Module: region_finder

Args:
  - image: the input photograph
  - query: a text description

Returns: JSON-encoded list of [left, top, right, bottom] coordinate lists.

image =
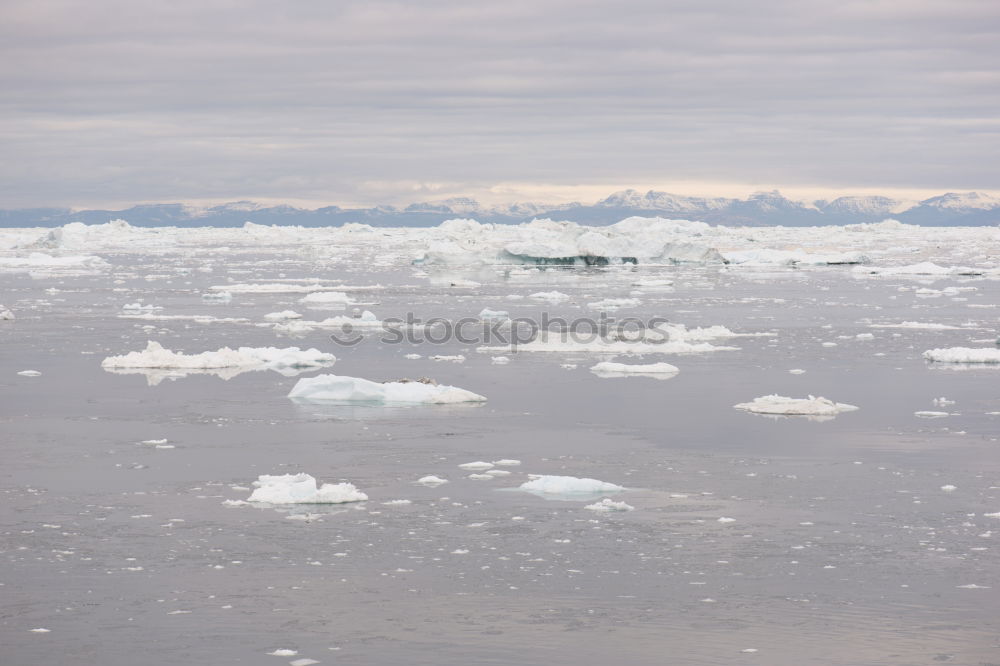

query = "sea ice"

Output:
[[518, 475, 625, 498], [458, 461, 494, 470], [416, 475, 449, 486], [734, 395, 859, 416], [264, 310, 303, 321], [248, 473, 368, 504], [923, 347, 1000, 363], [299, 291, 353, 306], [102, 341, 336, 373], [590, 361, 680, 376], [585, 498, 635, 512], [288, 374, 487, 404]]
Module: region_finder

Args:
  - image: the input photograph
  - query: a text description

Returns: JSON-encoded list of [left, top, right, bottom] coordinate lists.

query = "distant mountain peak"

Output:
[[1, 189, 998, 228]]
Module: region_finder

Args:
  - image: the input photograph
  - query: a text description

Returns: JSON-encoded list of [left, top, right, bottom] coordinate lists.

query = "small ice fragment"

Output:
[[585, 498, 635, 512], [268, 649, 298, 656], [30, 628, 51, 633], [717, 517, 736, 523], [289, 659, 320, 666], [789, 369, 806, 374], [915, 411, 949, 418], [17, 370, 41, 376], [382, 499, 412, 505], [430, 355, 465, 363], [491, 356, 510, 365], [940, 485, 957, 492], [493, 459, 521, 466], [468, 473, 494, 480]]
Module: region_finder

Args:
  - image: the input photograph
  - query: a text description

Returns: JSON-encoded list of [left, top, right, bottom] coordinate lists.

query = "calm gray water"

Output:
[[2, 251, 999, 665]]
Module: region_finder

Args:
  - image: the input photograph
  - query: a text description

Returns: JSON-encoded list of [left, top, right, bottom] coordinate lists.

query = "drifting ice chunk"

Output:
[[0, 306, 13, 320], [484, 331, 735, 355], [529, 291, 570, 302], [493, 459, 521, 466], [0, 252, 109, 269], [734, 394, 859, 416], [288, 374, 487, 404], [870, 321, 963, 330], [590, 361, 679, 376], [854, 262, 984, 277], [248, 473, 367, 504], [518, 475, 625, 499], [17, 370, 41, 376], [201, 291, 232, 302], [587, 297, 640, 309], [478, 308, 509, 320], [102, 341, 336, 372], [458, 461, 494, 471], [299, 291, 353, 306], [417, 475, 449, 486], [585, 498, 635, 512], [263, 310, 303, 321], [923, 347, 1000, 364], [121, 302, 162, 311]]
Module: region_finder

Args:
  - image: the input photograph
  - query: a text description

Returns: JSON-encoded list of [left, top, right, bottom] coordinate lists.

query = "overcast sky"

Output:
[[2, 0, 998, 209]]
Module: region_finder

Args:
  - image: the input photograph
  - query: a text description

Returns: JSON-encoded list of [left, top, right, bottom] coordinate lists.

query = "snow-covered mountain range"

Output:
[[2, 190, 998, 227]]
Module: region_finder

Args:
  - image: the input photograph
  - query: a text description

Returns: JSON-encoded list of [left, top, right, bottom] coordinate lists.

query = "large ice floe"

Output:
[[273, 310, 384, 336], [853, 262, 985, 277], [101, 341, 336, 383], [288, 374, 486, 404], [247, 474, 368, 504], [517, 475, 626, 500], [923, 347, 1000, 364], [481, 327, 739, 355], [590, 361, 680, 378], [0, 252, 109, 271], [734, 395, 860, 417], [415, 217, 727, 266]]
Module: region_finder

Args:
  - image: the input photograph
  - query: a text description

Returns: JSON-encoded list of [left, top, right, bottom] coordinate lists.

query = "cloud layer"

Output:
[[2, 0, 998, 207]]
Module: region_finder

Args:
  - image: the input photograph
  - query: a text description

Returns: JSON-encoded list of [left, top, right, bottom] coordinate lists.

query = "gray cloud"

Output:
[[2, 0, 998, 207]]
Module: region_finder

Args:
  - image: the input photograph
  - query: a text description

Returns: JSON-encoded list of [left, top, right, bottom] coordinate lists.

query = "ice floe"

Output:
[[416, 475, 449, 486], [288, 374, 487, 404], [590, 361, 680, 377], [263, 310, 303, 321], [299, 291, 353, 306], [734, 394, 859, 417], [923, 347, 1000, 363], [585, 498, 635, 512], [517, 475, 625, 499], [247, 473, 368, 504], [102, 341, 336, 375], [854, 262, 985, 277]]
